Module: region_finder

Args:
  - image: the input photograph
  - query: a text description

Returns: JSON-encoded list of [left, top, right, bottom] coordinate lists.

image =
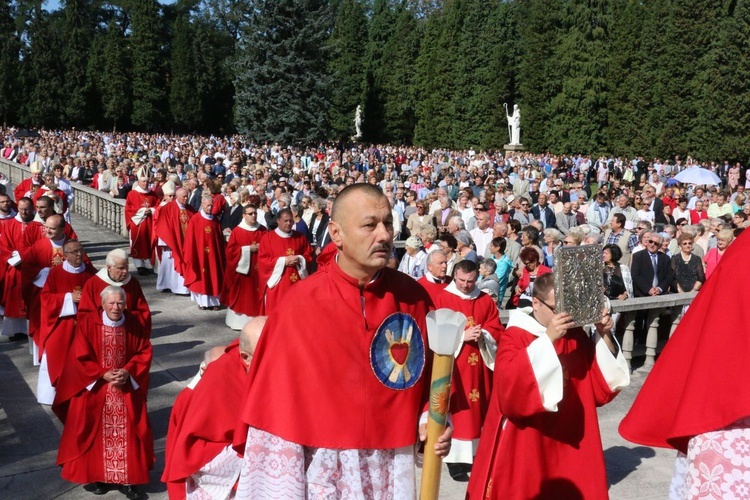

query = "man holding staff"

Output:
[[234, 184, 452, 499]]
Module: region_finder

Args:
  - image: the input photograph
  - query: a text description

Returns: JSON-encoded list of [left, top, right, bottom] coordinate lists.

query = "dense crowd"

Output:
[[2, 126, 747, 499]]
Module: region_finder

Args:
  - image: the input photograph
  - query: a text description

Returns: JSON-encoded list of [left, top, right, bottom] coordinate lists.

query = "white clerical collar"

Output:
[[424, 270, 444, 284], [507, 307, 546, 337], [96, 267, 131, 286], [445, 280, 481, 300], [102, 311, 126, 327], [275, 227, 292, 238], [0, 209, 16, 220], [177, 202, 186, 209], [133, 184, 149, 194], [63, 260, 87, 273], [32, 214, 44, 224], [51, 238, 65, 248], [239, 220, 260, 231], [200, 210, 213, 220]]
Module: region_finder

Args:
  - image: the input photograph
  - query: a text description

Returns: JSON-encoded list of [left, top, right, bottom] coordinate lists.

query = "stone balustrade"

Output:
[[0, 157, 127, 237]]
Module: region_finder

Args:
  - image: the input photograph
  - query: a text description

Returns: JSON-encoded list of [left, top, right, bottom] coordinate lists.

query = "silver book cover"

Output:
[[553, 244, 604, 326]]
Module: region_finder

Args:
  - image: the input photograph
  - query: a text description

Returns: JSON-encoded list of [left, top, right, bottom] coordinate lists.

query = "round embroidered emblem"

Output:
[[370, 313, 425, 390]]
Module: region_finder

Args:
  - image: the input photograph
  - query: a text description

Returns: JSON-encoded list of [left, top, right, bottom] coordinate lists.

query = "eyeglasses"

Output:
[[244, 211, 257, 216], [647, 239, 660, 245], [537, 298, 557, 313], [474, 207, 485, 211], [635, 227, 644, 231], [520, 203, 529, 207]]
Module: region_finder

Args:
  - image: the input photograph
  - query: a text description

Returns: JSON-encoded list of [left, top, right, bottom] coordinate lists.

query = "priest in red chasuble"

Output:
[[467, 273, 630, 500], [14, 160, 44, 201], [154, 187, 195, 295], [234, 184, 451, 499], [23, 195, 78, 248], [221, 205, 267, 329], [53, 286, 154, 500], [257, 208, 312, 315], [163, 317, 266, 499], [183, 194, 226, 310], [125, 167, 159, 275], [78, 248, 151, 333], [22, 215, 74, 364], [434, 259, 504, 481], [0, 197, 34, 339], [417, 249, 451, 302], [37, 239, 96, 405]]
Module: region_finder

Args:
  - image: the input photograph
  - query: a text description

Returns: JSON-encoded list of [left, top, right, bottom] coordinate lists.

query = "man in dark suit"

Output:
[[187, 179, 203, 212], [530, 192, 557, 230], [630, 231, 673, 367], [643, 185, 664, 220]]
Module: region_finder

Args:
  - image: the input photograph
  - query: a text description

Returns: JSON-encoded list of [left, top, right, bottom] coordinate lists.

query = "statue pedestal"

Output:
[[504, 144, 525, 157]]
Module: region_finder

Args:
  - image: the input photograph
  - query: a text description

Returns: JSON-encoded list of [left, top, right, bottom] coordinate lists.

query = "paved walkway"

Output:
[[0, 214, 676, 499]]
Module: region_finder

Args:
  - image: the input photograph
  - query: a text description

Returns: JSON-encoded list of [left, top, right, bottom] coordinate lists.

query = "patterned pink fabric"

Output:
[[670, 417, 750, 499], [236, 427, 417, 500], [101, 324, 129, 484]]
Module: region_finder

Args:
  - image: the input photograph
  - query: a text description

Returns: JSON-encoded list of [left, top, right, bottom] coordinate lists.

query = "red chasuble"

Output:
[[417, 274, 450, 303], [257, 229, 312, 314], [14, 177, 41, 201], [162, 340, 247, 489], [220, 223, 267, 316], [183, 212, 226, 297], [32, 187, 69, 214], [435, 286, 503, 442], [163, 387, 194, 500], [467, 324, 618, 500], [22, 220, 78, 248], [21, 238, 67, 348], [619, 229, 750, 454], [0, 216, 30, 318], [39, 262, 96, 387], [53, 313, 154, 485], [235, 264, 433, 452], [153, 201, 196, 275], [125, 188, 159, 260], [78, 269, 152, 333]]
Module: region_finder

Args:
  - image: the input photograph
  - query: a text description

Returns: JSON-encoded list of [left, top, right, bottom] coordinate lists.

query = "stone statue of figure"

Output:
[[354, 105, 363, 138], [506, 103, 521, 145]]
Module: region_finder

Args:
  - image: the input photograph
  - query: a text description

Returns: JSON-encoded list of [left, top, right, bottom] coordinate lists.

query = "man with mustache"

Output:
[[234, 183, 452, 499]]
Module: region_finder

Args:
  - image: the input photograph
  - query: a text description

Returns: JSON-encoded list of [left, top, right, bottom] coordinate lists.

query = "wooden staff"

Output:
[[420, 309, 467, 500]]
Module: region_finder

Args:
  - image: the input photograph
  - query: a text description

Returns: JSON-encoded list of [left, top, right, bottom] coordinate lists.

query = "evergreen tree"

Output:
[[414, 0, 462, 148], [697, 0, 750, 160], [327, 0, 368, 140], [170, 11, 201, 130], [20, 4, 64, 128], [0, 0, 19, 126], [607, 0, 649, 156], [193, 17, 235, 134], [129, 0, 166, 131], [379, 1, 421, 144], [516, 0, 563, 151], [61, 0, 93, 127], [547, 0, 611, 154], [234, 0, 332, 144], [362, 0, 395, 142], [100, 18, 131, 131]]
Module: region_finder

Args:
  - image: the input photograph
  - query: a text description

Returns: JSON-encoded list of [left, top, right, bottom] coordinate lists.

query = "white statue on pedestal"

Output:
[[505, 103, 521, 145], [354, 105, 363, 139]]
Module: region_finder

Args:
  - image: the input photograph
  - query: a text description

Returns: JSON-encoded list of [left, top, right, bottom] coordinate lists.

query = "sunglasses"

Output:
[[647, 239, 660, 245]]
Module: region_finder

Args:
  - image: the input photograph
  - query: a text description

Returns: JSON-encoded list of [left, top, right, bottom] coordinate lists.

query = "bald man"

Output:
[[163, 317, 267, 499], [234, 184, 451, 499]]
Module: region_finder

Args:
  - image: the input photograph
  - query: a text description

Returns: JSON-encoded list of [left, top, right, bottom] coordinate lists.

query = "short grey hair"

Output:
[[106, 248, 128, 267], [449, 216, 465, 230], [100, 285, 126, 303]]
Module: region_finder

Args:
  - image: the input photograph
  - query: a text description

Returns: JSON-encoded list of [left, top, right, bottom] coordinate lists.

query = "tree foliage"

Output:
[[234, 0, 333, 144]]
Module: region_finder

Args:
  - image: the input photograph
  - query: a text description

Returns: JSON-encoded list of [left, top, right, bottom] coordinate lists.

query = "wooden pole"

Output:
[[420, 352, 456, 500]]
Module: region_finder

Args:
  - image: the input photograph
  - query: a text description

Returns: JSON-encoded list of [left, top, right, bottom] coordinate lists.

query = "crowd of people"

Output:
[[2, 126, 748, 499]]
